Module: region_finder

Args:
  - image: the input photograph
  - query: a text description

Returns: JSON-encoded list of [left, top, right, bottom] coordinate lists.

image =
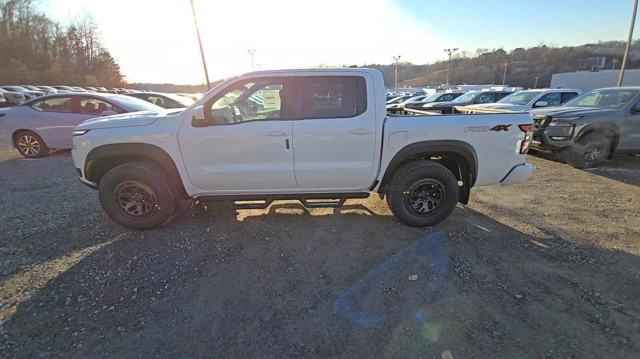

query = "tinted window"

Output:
[[475, 93, 496, 104], [561, 92, 579, 104], [208, 78, 288, 124], [439, 94, 455, 101], [31, 97, 72, 113], [538, 92, 562, 107], [299, 76, 366, 119]]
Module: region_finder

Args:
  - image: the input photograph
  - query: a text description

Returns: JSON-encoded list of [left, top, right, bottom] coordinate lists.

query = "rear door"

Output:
[[291, 74, 377, 191], [28, 96, 80, 148]]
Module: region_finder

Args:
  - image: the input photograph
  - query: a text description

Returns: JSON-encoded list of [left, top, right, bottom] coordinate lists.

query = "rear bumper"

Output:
[[499, 163, 535, 185]]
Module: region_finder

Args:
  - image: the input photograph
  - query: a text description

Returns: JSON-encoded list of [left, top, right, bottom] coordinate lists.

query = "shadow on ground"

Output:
[[1, 202, 639, 359], [530, 150, 640, 187]]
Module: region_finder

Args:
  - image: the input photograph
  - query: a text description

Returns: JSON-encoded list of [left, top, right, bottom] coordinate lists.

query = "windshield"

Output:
[[498, 91, 542, 105], [387, 96, 409, 104], [452, 92, 476, 103], [113, 95, 163, 112], [422, 93, 441, 102], [563, 89, 639, 109]]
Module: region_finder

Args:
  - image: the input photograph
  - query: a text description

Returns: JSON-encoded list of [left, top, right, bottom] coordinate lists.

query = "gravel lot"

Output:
[[0, 145, 639, 358]]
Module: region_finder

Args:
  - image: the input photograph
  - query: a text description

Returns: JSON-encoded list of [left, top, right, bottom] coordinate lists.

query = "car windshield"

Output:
[[422, 93, 441, 102], [387, 96, 408, 104], [563, 89, 639, 109], [113, 95, 163, 112], [451, 92, 476, 103], [498, 91, 542, 105]]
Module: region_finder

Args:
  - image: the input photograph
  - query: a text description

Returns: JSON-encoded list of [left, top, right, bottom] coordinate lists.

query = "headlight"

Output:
[[544, 123, 574, 138], [72, 129, 90, 136]]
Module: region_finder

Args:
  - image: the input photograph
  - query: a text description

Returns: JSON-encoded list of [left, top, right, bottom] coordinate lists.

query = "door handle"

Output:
[[266, 131, 289, 137], [349, 128, 372, 135]]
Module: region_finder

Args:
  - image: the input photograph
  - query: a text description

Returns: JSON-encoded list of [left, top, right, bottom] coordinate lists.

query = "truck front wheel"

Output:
[[98, 162, 177, 230], [386, 161, 459, 227]]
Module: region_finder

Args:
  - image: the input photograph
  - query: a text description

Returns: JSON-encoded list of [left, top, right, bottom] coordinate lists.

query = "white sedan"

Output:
[[0, 93, 162, 158]]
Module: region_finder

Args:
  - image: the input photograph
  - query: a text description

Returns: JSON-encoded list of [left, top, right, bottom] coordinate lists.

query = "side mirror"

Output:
[[100, 110, 117, 116], [192, 105, 210, 127], [534, 101, 548, 108]]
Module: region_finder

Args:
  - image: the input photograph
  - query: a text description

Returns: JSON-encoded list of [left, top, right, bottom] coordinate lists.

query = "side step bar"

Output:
[[197, 193, 370, 210]]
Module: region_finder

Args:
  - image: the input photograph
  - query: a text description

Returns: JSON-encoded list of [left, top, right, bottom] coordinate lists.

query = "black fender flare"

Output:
[[574, 123, 620, 149], [84, 143, 188, 198], [379, 140, 478, 190]]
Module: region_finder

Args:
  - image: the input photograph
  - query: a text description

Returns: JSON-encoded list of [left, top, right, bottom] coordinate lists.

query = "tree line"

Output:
[[0, 0, 124, 86], [367, 41, 640, 89]]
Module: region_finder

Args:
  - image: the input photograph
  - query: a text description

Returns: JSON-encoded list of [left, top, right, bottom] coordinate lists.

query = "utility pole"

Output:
[[393, 55, 401, 93], [618, 0, 638, 86], [248, 49, 256, 71], [189, 0, 210, 89], [534, 76, 539, 89], [502, 62, 509, 85], [444, 48, 459, 87]]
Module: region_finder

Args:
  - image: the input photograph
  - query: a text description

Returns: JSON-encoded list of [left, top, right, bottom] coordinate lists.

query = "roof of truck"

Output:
[[242, 68, 380, 76]]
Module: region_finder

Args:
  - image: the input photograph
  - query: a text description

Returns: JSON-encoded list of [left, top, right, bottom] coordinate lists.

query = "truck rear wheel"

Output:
[[386, 161, 459, 227], [98, 162, 177, 230]]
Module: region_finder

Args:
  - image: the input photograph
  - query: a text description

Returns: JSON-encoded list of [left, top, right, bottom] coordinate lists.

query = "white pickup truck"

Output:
[[71, 68, 534, 230]]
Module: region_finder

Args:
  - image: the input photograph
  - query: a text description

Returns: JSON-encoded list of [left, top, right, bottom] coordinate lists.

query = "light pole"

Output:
[[618, 0, 638, 86], [534, 76, 539, 89], [502, 62, 509, 85], [248, 49, 256, 71], [611, 58, 619, 69], [393, 55, 401, 92], [189, 0, 210, 89], [444, 48, 459, 86]]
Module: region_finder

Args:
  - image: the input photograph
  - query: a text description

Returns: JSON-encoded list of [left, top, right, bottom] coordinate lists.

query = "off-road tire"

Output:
[[98, 161, 177, 230], [386, 160, 459, 227], [566, 133, 611, 169]]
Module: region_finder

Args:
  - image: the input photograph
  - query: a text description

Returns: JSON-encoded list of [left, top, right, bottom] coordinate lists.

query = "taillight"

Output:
[[518, 124, 533, 154]]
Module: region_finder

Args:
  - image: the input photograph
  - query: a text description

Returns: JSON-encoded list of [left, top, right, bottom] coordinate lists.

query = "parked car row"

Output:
[[0, 91, 196, 158], [0, 84, 179, 107]]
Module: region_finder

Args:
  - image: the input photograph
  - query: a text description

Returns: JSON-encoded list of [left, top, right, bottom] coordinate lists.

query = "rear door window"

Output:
[[77, 97, 122, 115], [298, 76, 367, 119], [31, 97, 72, 113]]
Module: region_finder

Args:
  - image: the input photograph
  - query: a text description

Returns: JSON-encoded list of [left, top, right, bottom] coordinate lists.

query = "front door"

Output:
[[178, 77, 297, 193], [620, 98, 640, 150], [291, 75, 377, 191]]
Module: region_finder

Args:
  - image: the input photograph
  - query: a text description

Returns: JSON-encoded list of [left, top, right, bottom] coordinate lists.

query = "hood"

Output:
[[467, 103, 528, 111], [76, 109, 181, 130], [423, 100, 456, 108], [530, 106, 618, 118]]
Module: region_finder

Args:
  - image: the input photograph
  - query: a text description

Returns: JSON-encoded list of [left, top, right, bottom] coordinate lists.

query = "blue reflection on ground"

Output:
[[333, 231, 449, 329]]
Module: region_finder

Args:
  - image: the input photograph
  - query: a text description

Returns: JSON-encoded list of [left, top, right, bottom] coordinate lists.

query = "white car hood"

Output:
[[467, 103, 528, 112], [76, 109, 181, 130]]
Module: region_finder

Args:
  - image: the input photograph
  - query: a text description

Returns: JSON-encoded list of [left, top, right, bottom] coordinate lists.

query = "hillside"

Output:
[[367, 41, 640, 89]]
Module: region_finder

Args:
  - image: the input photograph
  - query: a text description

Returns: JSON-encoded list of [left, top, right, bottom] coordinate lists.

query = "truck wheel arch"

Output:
[[378, 140, 478, 204], [84, 143, 188, 198], [574, 124, 619, 156]]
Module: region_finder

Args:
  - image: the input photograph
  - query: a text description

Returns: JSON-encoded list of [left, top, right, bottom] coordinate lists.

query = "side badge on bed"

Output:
[[490, 124, 512, 132]]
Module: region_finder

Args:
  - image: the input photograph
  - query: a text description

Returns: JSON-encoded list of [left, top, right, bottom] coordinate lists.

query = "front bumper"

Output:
[[499, 163, 535, 185]]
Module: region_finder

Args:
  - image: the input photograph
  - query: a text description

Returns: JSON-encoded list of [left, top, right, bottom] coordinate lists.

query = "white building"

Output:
[[551, 69, 640, 91]]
